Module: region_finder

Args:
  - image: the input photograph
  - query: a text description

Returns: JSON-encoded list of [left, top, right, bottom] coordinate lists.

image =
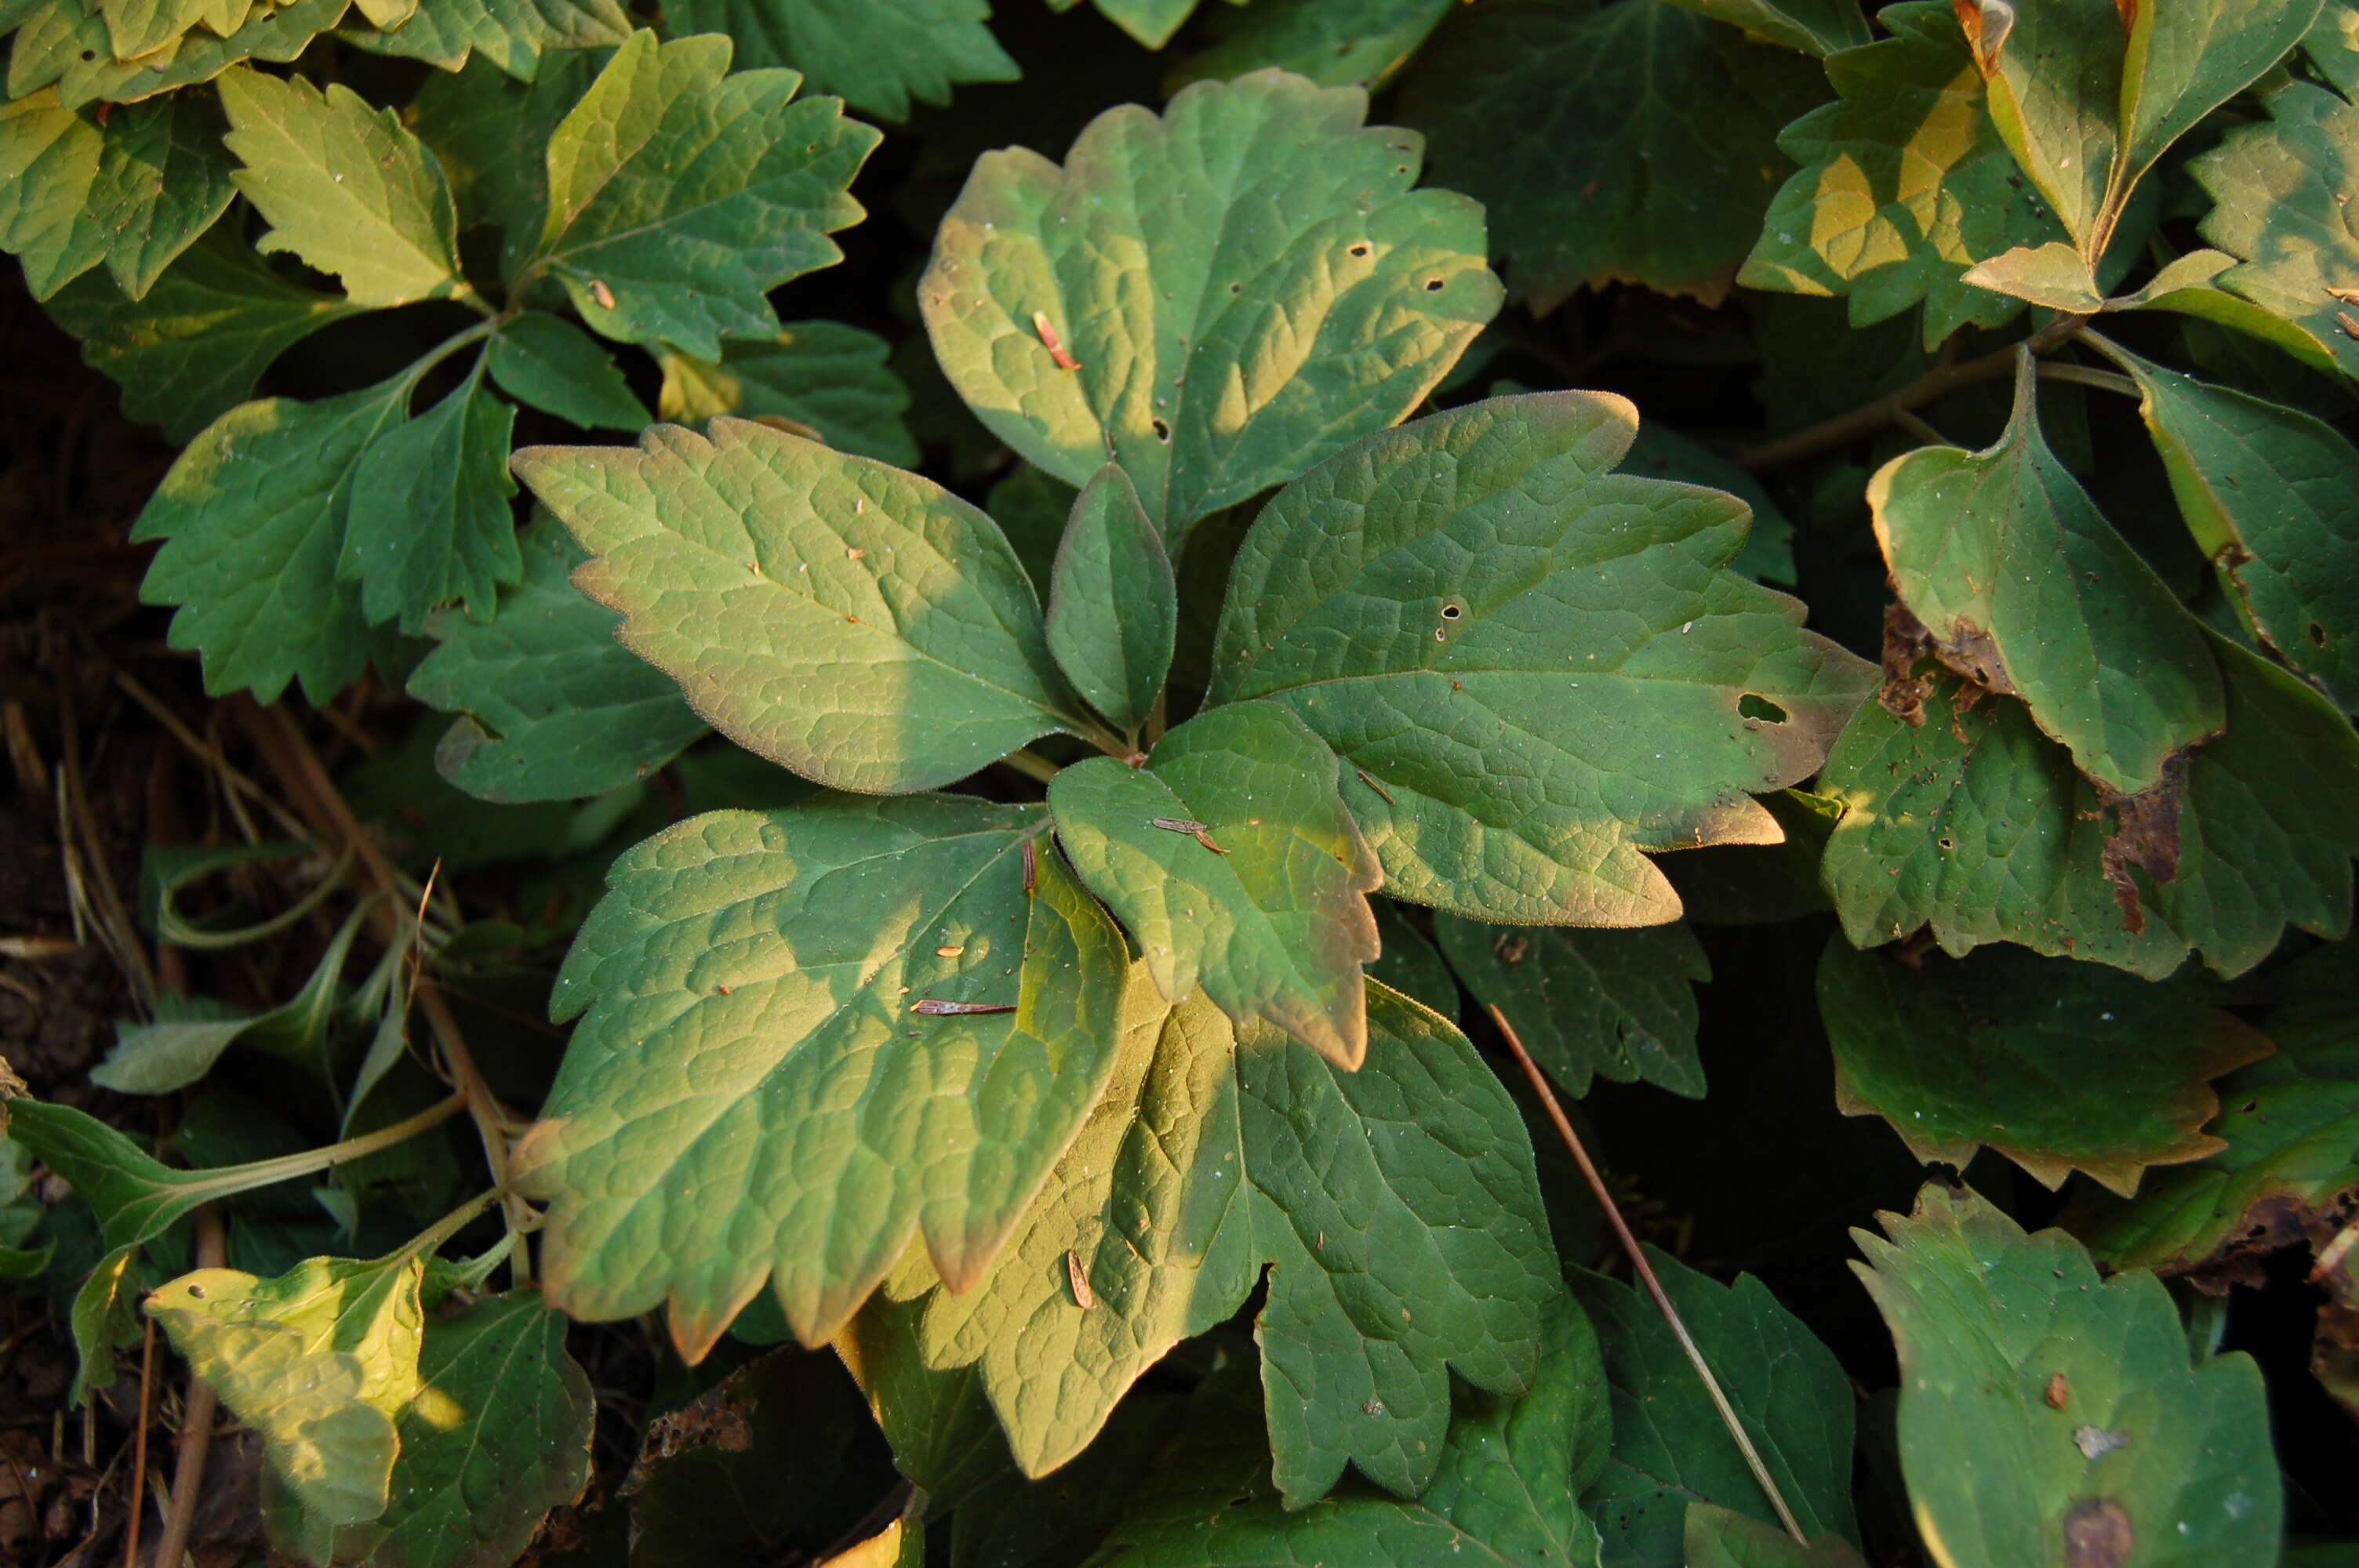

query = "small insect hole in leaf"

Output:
[[1152, 419, 1170, 441], [1441, 602, 1463, 620], [1423, 277, 1443, 291], [1349, 243, 1370, 258], [1737, 693, 1788, 723], [2310, 622, 2329, 646]]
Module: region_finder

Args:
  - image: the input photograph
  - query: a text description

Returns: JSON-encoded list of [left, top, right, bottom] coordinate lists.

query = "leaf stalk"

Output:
[[1487, 1004, 1809, 1547]]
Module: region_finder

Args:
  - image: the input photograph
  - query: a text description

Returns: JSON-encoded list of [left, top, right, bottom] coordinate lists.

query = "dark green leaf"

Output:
[[342, 0, 631, 80], [2099, 339, 2359, 713], [1739, 2, 2068, 347], [2117, 0, 2322, 197], [920, 68, 1499, 542], [1575, 1247, 1857, 1568], [1437, 916, 1710, 1098], [1211, 391, 1875, 927], [1170, 0, 1457, 90], [917, 978, 1561, 1504], [216, 66, 466, 309], [1367, 899, 1456, 1016], [1658, 0, 1870, 55], [346, 1294, 595, 1568], [486, 310, 649, 432], [1818, 641, 2359, 980], [2069, 942, 2359, 1278], [662, 0, 1018, 120], [834, 1292, 1009, 1516], [1046, 465, 1176, 735], [133, 379, 410, 702], [656, 321, 918, 465], [513, 418, 1082, 793], [1685, 1504, 1870, 1568], [1049, 700, 1381, 1066], [1093, 1294, 1606, 1563], [409, 51, 601, 280], [1964, 0, 2118, 252], [515, 797, 1129, 1355], [1870, 356, 2223, 796], [42, 228, 362, 442], [407, 521, 707, 803], [524, 30, 881, 358], [344, 363, 522, 633], [1623, 420, 1797, 585], [1819, 939, 2274, 1195], [1855, 1183, 2281, 1568], [1401, 0, 1828, 306]]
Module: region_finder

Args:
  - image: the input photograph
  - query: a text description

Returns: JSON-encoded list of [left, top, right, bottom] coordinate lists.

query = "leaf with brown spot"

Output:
[[1857, 1184, 2280, 1568]]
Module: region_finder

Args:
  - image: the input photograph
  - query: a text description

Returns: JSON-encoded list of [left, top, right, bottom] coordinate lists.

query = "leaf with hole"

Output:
[[920, 68, 1499, 543], [1212, 390, 1874, 927]]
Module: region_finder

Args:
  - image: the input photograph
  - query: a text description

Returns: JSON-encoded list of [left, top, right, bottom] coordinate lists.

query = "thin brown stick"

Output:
[[1736, 313, 2089, 473], [1487, 1004, 1808, 1545], [150, 1208, 224, 1568], [125, 1318, 154, 1568]]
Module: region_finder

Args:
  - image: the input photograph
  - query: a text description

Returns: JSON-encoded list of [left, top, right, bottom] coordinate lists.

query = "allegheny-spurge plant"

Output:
[[2, 0, 2357, 1564]]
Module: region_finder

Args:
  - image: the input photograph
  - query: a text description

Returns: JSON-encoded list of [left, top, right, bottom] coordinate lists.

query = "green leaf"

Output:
[[409, 51, 601, 281], [95, 902, 368, 1093], [342, 362, 522, 633], [1575, 1248, 1857, 1568], [1685, 1504, 1870, 1568], [2096, 339, 2359, 713], [526, 30, 881, 359], [1045, 465, 1176, 735], [1093, 1293, 1605, 1563], [345, 1294, 595, 1568], [100, 0, 223, 63], [407, 521, 707, 803], [71, 1243, 149, 1403], [2306, 0, 2359, 96], [342, 0, 631, 81], [1961, 0, 2119, 252], [946, 1391, 1185, 1568], [918, 67, 1500, 542], [1819, 940, 2274, 1196], [1854, 1183, 2282, 1568], [2192, 82, 2359, 379], [661, 0, 1018, 120], [1739, 2, 2070, 347], [1960, 239, 2104, 310], [917, 978, 1561, 1504], [12, 0, 390, 110], [1870, 357, 2224, 797], [147, 1251, 423, 1555], [1819, 639, 2359, 981], [0, 90, 236, 303], [514, 797, 1130, 1356], [1048, 701, 1381, 1067], [834, 1292, 1009, 1516], [133, 379, 410, 702], [42, 228, 363, 443], [2108, 248, 2342, 375], [2068, 943, 2359, 1279], [1169, 0, 1457, 91], [486, 310, 649, 432], [1435, 916, 1710, 1098], [216, 67, 465, 310], [3, 1100, 222, 1250], [1210, 391, 1875, 927], [656, 321, 918, 465], [1063, 0, 1201, 50], [1400, 0, 1828, 307], [2117, 0, 2322, 198], [512, 418, 1081, 793], [1657, 0, 1870, 56]]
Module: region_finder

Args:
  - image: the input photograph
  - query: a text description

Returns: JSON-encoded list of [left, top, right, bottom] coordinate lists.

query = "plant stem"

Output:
[[1000, 747, 1061, 785], [1737, 313, 2090, 473], [175, 1093, 469, 1203], [2036, 361, 2138, 397], [151, 1207, 224, 1568], [1487, 1004, 1809, 1547]]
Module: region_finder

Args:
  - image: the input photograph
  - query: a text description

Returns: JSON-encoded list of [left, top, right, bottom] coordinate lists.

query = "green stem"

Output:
[[2037, 360, 2138, 398], [403, 319, 498, 394], [391, 1189, 502, 1265], [1000, 747, 1061, 785], [172, 1092, 467, 1205]]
